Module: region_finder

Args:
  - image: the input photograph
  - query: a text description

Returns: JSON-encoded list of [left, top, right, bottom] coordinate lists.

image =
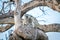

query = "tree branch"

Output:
[[21, 0, 60, 16], [0, 18, 14, 24], [0, 11, 14, 19], [39, 24, 60, 32], [0, 24, 13, 32]]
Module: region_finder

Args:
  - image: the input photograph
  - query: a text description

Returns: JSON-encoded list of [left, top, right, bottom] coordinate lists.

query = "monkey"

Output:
[[9, 14, 48, 40], [22, 14, 41, 29], [23, 14, 32, 24], [22, 14, 45, 32], [22, 14, 48, 40]]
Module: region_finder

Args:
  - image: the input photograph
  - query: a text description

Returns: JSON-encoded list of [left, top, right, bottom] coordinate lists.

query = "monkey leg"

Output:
[[36, 29, 48, 40]]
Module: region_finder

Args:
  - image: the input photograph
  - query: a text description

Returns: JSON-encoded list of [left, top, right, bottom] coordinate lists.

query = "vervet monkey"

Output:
[[22, 14, 45, 31], [22, 14, 39, 28], [9, 14, 48, 40], [23, 14, 32, 24]]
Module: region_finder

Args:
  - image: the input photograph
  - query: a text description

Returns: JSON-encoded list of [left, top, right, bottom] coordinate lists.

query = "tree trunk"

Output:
[[14, 0, 21, 29]]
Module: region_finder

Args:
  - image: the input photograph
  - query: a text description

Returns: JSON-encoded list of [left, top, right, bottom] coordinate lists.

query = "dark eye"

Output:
[[10, 0, 13, 2], [26, 16, 28, 18]]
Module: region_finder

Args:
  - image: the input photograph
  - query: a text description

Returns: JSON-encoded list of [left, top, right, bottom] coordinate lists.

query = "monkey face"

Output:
[[10, 0, 15, 2], [10, 0, 13, 2]]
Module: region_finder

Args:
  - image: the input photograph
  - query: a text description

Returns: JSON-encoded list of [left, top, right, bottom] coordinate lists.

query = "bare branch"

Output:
[[0, 11, 14, 19], [0, 18, 14, 24], [0, 24, 13, 32], [38, 24, 60, 32], [20, 0, 60, 16]]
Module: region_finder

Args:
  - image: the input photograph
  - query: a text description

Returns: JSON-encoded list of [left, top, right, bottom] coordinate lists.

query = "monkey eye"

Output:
[[10, 0, 15, 2], [10, 0, 13, 2]]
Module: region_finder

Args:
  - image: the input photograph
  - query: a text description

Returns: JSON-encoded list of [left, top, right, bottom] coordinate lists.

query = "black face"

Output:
[[10, 0, 15, 4], [10, 0, 14, 2]]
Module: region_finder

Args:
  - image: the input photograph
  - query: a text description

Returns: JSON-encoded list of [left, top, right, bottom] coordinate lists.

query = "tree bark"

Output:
[[0, 24, 13, 32], [0, 18, 14, 24], [14, 0, 21, 29]]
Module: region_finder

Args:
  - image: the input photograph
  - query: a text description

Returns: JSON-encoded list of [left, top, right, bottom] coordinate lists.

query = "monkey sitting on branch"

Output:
[[9, 14, 48, 40]]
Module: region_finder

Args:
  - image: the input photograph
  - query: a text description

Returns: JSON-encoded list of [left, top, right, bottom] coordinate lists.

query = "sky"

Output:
[[26, 6, 60, 25], [0, 0, 60, 40]]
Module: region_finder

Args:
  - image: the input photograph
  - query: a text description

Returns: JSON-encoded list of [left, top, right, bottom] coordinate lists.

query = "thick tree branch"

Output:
[[0, 18, 14, 24], [0, 11, 14, 19], [38, 24, 60, 32], [0, 24, 13, 32], [21, 0, 45, 16], [21, 0, 60, 16]]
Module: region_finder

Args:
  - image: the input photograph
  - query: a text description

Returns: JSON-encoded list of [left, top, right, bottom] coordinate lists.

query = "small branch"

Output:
[[0, 11, 14, 19], [0, 24, 13, 32]]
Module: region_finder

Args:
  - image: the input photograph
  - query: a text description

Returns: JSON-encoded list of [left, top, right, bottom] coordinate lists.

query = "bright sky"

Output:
[[26, 6, 60, 25]]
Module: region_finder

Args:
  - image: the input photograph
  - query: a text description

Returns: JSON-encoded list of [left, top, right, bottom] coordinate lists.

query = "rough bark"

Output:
[[0, 18, 14, 24], [0, 24, 13, 32], [38, 24, 60, 32], [0, 11, 14, 19], [14, 0, 21, 29]]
